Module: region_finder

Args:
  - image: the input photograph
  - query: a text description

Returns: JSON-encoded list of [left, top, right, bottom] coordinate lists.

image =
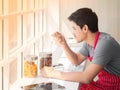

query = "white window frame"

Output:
[[0, 0, 47, 90], [0, 0, 2, 60]]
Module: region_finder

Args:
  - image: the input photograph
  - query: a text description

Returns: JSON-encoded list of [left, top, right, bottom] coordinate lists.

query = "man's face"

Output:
[[71, 21, 86, 42]]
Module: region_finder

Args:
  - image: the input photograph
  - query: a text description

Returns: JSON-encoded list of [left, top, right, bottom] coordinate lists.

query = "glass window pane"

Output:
[[8, 0, 17, 13], [9, 54, 22, 89], [23, 0, 34, 11], [0, 0, 2, 14], [35, 0, 39, 9], [9, 58, 17, 84], [42, 35, 52, 52], [0, 68, 2, 90], [3, 15, 22, 51], [23, 44, 34, 56], [3, 0, 21, 14], [0, 20, 1, 60], [23, 13, 34, 43], [0, 0, 2, 59], [39, 12, 43, 32], [35, 0, 43, 9], [35, 13, 39, 36], [35, 12, 43, 36], [3, 0, 22, 51], [35, 39, 42, 56], [3, 64, 9, 90]]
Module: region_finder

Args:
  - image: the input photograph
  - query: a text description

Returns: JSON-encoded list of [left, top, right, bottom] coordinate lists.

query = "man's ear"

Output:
[[82, 24, 89, 33]]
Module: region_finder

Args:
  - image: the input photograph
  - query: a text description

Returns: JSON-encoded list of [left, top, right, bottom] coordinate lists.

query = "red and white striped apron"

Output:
[[79, 32, 120, 90]]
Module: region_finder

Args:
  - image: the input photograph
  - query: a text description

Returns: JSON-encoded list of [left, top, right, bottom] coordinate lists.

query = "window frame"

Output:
[[0, 0, 47, 90]]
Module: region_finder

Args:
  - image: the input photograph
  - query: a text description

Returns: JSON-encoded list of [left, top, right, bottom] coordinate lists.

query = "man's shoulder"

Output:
[[99, 32, 115, 44], [100, 32, 113, 40]]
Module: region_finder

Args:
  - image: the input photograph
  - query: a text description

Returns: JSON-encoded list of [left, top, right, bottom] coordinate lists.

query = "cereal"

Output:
[[24, 55, 38, 78]]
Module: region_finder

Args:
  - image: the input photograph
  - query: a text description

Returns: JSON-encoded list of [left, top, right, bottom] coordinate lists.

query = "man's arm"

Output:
[[52, 32, 87, 65], [42, 63, 103, 84]]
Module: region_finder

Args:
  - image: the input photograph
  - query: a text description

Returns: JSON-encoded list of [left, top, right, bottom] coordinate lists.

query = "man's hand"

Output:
[[52, 32, 67, 46], [41, 66, 54, 78]]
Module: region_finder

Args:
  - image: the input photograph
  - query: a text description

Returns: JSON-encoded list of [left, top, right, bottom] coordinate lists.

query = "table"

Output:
[[10, 76, 79, 90]]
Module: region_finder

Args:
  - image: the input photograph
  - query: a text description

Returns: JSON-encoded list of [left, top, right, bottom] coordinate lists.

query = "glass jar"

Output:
[[38, 52, 52, 75], [24, 55, 38, 78]]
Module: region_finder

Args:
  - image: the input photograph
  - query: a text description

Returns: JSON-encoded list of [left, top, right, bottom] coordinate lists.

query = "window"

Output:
[[0, 0, 47, 90], [0, 20, 2, 60], [0, 0, 2, 60], [0, 0, 64, 89], [0, 1, 3, 89], [0, 68, 2, 90]]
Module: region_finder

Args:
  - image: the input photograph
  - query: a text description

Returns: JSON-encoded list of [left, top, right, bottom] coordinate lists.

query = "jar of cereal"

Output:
[[24, 55, 38, 78], [38, 52, 52, 75]]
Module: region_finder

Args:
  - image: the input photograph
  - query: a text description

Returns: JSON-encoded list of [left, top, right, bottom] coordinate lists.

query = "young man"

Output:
[[41, 8, 120, 90]]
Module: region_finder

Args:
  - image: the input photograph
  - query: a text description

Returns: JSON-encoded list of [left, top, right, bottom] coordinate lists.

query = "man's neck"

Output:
[[86, 32, 98, 47]]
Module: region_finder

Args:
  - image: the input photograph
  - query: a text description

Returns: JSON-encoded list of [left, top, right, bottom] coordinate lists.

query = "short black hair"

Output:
[[68, 8, 98, 33]]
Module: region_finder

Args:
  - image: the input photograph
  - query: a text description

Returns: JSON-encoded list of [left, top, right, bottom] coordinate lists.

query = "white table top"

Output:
[[10, 76, 79, 90]]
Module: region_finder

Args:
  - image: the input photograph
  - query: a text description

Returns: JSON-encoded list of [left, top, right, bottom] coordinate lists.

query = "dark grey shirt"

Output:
[[79, 32, 120, 76]]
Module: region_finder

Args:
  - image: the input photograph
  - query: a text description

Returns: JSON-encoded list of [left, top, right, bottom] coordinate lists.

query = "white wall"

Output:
[[60, 0, 120, 41]]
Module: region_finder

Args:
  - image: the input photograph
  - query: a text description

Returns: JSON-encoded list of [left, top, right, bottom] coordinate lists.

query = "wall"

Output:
[[60, 0, 120, 41]]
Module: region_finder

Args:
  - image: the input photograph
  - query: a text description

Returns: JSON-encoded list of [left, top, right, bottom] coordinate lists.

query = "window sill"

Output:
[[10, 76, 48, 90], [10, 76, 79, 90]]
